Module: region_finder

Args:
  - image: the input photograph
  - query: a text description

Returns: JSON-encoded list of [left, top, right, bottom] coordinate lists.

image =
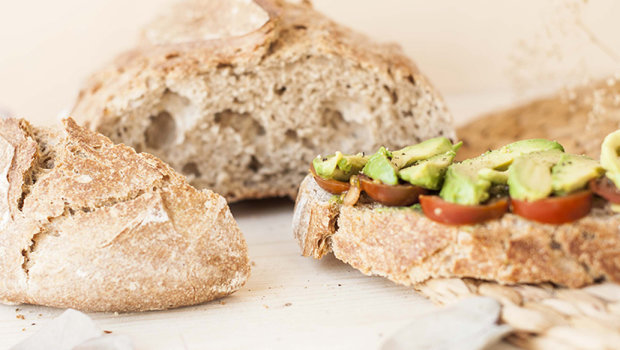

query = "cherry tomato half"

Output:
[[310, 166, 350, 194], [590, 176, 620, 204], [419, 195, 509, 225], [511, 190, 592, 225], [361, 177, 427, 206]]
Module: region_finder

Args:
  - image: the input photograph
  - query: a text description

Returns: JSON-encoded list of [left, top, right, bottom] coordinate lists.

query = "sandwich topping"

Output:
[[311, 131, 620, 226]]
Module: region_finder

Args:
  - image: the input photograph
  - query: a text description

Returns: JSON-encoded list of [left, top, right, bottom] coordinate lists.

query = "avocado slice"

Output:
[[362, 147, 399, 185], [601, 130, 620, 188], [551, 154, 603, 195], [313, 152, 367, 181], [391, 137, 460, 169], [440, 139, 565, 205], [507, 150, 563, 201], [398, 151, 456, 190], [503, 139, 564, 154], [477, 168, 508, 184]]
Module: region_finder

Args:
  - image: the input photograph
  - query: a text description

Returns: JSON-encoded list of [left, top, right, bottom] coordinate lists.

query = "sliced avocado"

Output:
[[313, 152, 366, 181], [503, 139, 564, 154], [398, 150, 456, 190], [313, 153, 341, 179], [477, 168, 508, 184], [391, 137, 460, 169], [440, 140, 565, 205], [362, 147, 399, 185], [600, 130, 620, 188], [551, 154, 603, 195], [439, 158, 494, 205], [337, 153, 367, 175], [507, 150, 563, 201], [508, 158, 553, 201]]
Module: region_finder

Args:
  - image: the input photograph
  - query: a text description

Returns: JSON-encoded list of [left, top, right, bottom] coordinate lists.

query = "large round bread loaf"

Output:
[[0, 118, 249, 312], [72, 0, 454, 202]]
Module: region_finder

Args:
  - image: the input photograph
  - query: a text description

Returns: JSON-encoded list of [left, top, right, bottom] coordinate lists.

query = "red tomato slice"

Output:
[[310, 166, 350, 194], [511, 190, 592, 224], [361, 177, 427, 206], [590, 177, 620, 204], [420, 195, 509, 225]]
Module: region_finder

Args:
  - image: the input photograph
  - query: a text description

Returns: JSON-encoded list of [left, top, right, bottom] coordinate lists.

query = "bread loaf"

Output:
[[0, 118, 249, 312], [72, 0, 454, 202]]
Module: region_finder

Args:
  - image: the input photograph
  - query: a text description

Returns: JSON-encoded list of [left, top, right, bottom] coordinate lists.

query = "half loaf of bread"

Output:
[[0, 118, 249, 312], [293, 175, 620, 288], [72, 0, 454, 202]]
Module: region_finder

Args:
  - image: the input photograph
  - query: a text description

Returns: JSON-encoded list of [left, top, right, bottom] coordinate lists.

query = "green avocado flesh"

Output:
[[551, 154, 603, 195], [312, 152, 366, 181], [440, 139, 565, 205], [313, 132, 611, 206], [398, 151, 456, 190], [601, 130, 620, 188], [362, 147, 399, 185], [391, 137, 459, 169], [507, 150, 563, 201], [508, 151, 603, 201], [363, 138, 461, 187]]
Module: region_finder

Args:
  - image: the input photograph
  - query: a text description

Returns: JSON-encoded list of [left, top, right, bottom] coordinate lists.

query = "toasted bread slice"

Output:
[[0, 118, 249, 312], [71, 0, 453, 202], [293, 175, 620, 288]]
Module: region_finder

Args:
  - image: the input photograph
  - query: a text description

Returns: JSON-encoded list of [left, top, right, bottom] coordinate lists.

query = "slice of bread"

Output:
[[293, 175, 620, 288], [458, 78, 620, 160], [0, 118, 250, 312], [71, 0, 454, 202]]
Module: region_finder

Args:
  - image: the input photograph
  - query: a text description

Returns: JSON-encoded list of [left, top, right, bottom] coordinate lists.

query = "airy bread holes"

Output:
[[383, 85, 398, 104], [214, 109, 266, 136], [248, 155, 261, 172], [145, 111, 177, 149], [182, 162, 201, 178], [285, 129, 297, 140], [321, 107, 371, 152], [274, 85, 287, 95]]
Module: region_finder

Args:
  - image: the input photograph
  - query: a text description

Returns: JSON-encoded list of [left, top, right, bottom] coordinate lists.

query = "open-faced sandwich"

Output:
[[293, 131, 620, 288]]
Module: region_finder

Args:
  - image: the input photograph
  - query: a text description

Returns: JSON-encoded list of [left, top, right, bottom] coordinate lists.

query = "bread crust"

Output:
[[293, 175, 620, 288], [0, 118, 250, 312], [72, 0, 453, 202]]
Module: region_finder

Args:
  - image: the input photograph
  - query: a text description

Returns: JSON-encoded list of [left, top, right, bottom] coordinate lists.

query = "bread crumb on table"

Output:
[[16, 314, 25, 320]]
